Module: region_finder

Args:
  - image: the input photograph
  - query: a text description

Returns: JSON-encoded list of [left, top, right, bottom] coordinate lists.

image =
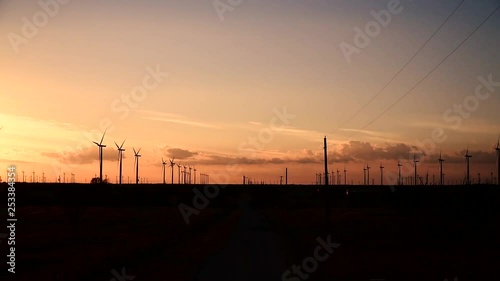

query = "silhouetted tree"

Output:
[[90, 177, 108, 184]]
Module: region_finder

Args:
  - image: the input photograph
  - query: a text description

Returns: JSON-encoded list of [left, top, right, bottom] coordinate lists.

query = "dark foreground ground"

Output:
[[0, 183, 499, 281]]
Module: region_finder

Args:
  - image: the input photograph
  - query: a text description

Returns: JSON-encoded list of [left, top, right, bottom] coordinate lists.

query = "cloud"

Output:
[[137, 109, 220, 129], [41, 146, 119, 164], [433, 149, 496, 164], [165, 148, 198, 160]]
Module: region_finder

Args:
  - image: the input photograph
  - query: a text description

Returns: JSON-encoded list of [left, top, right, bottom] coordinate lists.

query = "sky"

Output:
[[1, 0, 499, 184]]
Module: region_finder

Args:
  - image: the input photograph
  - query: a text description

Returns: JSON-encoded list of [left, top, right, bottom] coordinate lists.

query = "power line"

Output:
[[329, 0, 466, 134], [344, 4, 500, 140]]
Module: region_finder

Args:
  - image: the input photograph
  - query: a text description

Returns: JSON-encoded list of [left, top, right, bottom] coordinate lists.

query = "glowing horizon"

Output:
[[1, 0, 499, 184]]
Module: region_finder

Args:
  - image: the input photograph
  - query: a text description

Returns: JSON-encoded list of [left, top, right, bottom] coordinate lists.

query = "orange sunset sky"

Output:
[[1, 0, 499, 184]]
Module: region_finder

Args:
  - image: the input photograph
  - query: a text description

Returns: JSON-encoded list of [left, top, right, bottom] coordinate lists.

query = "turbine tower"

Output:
[[380, 163, 384, 186], [363, 165, 367, 185], [133, 148, 141, 184], [93, 129, 107, 183], [169, 158, 175, 184], [183, 165, 187, 184], [496, 138, 500, 185], [438, 152, 445, 186], [413, 154, 419, 186], [397, 161, 402, 185], [465, 148, 472, 185], [344, 167, 347, 185], [366, 164, 370, 186], [176, 162, 182, 184], [115, 140, 125, 185], [193, 167, 197, 184], [189, 166, 193, 184], [162, 158, 168, 184]]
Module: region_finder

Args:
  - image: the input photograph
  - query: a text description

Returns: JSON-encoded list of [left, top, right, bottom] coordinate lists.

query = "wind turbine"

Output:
[[366, 164, 370, 186], [115, 140, 125, 185], [93, 129, 107, 183], [496, 138, 499, 185], [363, 165, 367, 185], [344, 167, 347, 185], [177, 162, 182, 184], [193, 167, 197, 184], [413, 154, 419, 186], [133, 148, 141, 184], [189, 166, 193, 184], [464, 148, 472, 185], [183, 165, 187, 184], [397, 161, 402, 185], [438, 151, 445, 186], [161, 158, 168, 184], [169, 158, 175, 184], [380, 163, 384, 186]]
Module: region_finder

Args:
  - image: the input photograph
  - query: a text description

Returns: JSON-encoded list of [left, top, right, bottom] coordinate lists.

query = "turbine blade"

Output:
[[100, 129, 107, 145], [121, 139, 126, 149], [93, 141, 100, 146], [115, 141, 119, 149]]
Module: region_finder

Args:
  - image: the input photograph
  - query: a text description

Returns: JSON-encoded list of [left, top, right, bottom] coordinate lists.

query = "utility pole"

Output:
[[285, 168, 288, 185], [323, 137, 329, 186], [380, 163, 384, 186]]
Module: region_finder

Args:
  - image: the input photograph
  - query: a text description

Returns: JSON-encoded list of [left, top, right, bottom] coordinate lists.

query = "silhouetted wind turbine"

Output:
[[133, 148, 141, 184], [363, 165, 367, 185], [438, 151, 445, 186], [366, 164, 370, 186], [397, 161, 402, 185], [93, 129, 107, 183], [115, 140, 125, 185], [193, 167, 197, 184], [189, 166, 193, 184], [161, 158, 168, 184], [183, 165, 187, 184], [176, 162, 182, 184], [465, 148, 472, 185], [169, 158, 175, 184], [344, 166, 347, 185], [413, 154, 419, 186]]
